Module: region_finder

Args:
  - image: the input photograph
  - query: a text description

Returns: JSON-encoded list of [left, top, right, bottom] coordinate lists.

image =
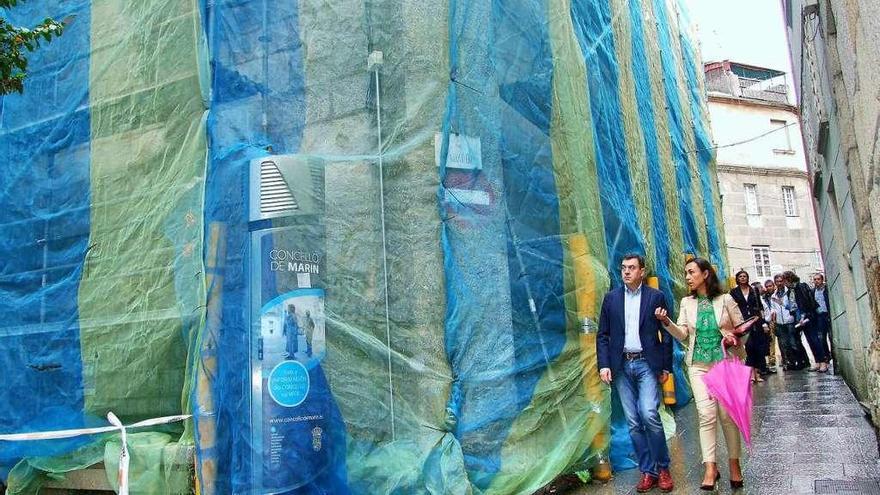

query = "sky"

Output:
[[682, 0, 794, 76]]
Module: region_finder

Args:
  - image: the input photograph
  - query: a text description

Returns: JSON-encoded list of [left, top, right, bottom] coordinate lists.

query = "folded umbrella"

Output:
[[701, 349, 753, 449]]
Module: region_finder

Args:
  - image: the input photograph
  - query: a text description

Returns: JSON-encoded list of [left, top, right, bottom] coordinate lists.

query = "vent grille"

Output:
[[309, 164, 324, 206], [814, 479, 880, 494], [260, 161, 298, 215]]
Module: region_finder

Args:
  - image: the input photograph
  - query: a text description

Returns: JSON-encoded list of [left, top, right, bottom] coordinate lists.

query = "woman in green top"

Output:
[[693, 294, 726, 364], [656, 258, 745, 491]]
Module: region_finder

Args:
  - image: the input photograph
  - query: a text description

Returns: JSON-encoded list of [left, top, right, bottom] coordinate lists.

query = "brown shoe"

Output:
[[636, 473, 658, 493], [658, 469, 674, 492]]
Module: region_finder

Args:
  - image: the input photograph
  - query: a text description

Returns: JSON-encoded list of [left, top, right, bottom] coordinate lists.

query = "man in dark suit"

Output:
[[811, 273, 832, 372], [597, 254, 674, 493], [785, 271, 817, 370]]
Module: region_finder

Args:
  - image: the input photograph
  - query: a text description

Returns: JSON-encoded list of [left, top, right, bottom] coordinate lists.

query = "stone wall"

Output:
[[785, 0, 880, 416]]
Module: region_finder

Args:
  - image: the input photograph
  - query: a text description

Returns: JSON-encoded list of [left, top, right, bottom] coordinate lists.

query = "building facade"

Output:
[[705, 61, 822, 284], [783, 0, 880, 415]]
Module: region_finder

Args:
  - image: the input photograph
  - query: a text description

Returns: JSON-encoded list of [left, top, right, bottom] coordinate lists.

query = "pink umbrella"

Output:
[[701, 350, 754, 448]]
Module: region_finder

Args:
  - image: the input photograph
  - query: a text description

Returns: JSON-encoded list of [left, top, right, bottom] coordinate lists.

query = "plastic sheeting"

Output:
[[0, 0, 727, 493], [1, 0, 206, 491]]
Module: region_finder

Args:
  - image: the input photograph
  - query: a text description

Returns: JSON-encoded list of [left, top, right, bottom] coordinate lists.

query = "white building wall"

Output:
[[708, 96, 822, 284], [718, 168, 821, 282], [707, 96, 807, 170]]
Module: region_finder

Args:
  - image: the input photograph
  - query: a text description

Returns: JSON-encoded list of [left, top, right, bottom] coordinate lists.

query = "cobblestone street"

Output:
[[574, 368, 880, 494]]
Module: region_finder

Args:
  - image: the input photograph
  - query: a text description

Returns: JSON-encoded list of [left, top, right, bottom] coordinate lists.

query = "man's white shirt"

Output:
[[623, 284, 643, 352]]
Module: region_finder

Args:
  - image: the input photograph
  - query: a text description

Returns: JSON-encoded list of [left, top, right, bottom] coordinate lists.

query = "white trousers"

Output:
[[689, 363, 742, 463]]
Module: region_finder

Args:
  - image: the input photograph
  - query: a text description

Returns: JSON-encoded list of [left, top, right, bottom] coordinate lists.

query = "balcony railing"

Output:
[[706, 71, 789, 104], [737, 77, 789, 103]]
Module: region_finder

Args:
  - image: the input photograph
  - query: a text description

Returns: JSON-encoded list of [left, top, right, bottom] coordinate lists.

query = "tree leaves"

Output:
[[0, 2, 64, 94]]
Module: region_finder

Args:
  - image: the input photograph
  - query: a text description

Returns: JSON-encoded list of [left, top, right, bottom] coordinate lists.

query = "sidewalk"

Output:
[[572, 367, 880, 494]]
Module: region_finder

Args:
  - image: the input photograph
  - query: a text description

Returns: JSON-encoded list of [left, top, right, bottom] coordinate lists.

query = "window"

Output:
[[744, 184, 759, 215], [771, 119, 792, 152], [753, 246, 772, 278], [782, 186, 798, 216]]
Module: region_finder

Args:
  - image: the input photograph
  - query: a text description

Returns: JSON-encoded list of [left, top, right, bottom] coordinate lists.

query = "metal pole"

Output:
[[39, 219, 48, 324], [373, 57, 396, 442]]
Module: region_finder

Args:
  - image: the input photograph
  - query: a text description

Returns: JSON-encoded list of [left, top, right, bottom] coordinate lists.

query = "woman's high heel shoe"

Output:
[[730, 459, 744, 489], [700, 472, 720, 491]]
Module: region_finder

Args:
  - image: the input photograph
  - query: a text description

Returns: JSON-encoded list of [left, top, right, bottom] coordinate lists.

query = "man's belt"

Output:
[[623, 351, 644, 361]]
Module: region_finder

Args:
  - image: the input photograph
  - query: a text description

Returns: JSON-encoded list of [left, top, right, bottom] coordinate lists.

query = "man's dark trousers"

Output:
[[776, 323, 798, 368], [793, 282, 816, 366], [597, 285, 672, 477], [813, 312, 832, 362], [793, 322, 812, 367], [804, 317, 827, 364]]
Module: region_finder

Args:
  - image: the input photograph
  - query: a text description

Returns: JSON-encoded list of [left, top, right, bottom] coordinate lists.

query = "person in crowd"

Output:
[[751, 281, 764, 297], [283, 304, 299, 358], [811, 273, 832, 372], [785, 271, 815, 369], [770, 274, 804, 370], [655, 258, 745, 491], [597, 254, 674, 493], [729, 270, 769, 382], [761, 279, 778, 373], [751, 280, 775, 375], [304, 310, 315, 357]]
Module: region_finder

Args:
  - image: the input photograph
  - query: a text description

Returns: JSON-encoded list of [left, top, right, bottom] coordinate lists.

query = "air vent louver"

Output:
[[260, 160, 298, 215]]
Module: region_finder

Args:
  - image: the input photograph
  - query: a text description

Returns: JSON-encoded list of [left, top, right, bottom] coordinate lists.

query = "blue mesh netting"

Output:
[[677, 12, 726, 278], [0, 0, 91, 472], [653, 0, 700, 258]]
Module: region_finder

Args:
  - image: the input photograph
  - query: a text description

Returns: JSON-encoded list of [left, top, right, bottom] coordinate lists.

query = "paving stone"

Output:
[[750, 478, 794, 495], [837, 428, 880, 450], [792, 474, 816, 493], [843, 462, 880, 477], [799, 415, 867, 427], [794, 451, 878, 463]]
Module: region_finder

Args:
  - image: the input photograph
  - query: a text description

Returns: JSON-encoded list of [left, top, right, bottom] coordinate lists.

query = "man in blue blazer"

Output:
[[596, 254, 674, 493]]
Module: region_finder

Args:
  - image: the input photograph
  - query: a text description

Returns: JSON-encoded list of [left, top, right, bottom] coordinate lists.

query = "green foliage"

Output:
[[0, 0, 64, 95]]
